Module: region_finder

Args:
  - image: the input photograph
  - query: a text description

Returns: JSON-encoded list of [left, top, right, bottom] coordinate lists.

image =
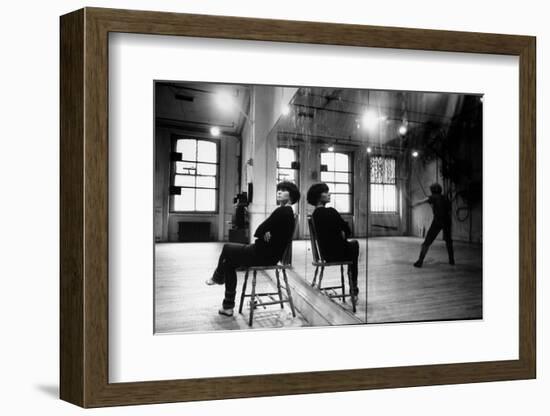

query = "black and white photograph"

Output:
[[154, 81, 483, 333]]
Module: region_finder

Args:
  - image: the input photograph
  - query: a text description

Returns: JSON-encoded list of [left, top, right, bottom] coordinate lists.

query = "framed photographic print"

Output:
[[60, 7, 536, 408]]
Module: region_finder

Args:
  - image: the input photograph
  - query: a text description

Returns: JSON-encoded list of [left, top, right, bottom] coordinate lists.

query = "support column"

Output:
[[244, 86, 297, 242]]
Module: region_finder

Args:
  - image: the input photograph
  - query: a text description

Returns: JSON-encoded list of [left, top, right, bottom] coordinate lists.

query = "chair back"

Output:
[[307, 216, 323, 263], [280, 214, 298, 266]]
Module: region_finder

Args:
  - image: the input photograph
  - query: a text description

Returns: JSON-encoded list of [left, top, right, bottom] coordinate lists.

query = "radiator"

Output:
[[177, 222, 211, 242]]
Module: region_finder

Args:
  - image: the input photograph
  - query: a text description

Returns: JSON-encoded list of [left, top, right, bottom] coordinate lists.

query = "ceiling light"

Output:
[[210, 126, 221, 137], [362, 110, 380, 129], [327, 145, 335, 152], [366, 147, 372, 153], [399, 125, 408, 135], [412, 150, 419, 158], [216, 91, 234, 109]]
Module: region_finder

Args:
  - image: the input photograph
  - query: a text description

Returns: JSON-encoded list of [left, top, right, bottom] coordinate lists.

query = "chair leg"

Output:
[[282, 269, 296, 317], [249, 270, 257, 326], [318, 266, 325, 289], [340, 264, 346, 303], [311, 266, 319, 287], [275, 269, 284, 309], [348, 266, 356, 313], [238, 269, 249, 314]]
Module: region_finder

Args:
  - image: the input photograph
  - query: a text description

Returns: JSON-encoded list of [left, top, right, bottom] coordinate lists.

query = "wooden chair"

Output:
[[237, 236, 297, 327], [308, 216, 357, 313]]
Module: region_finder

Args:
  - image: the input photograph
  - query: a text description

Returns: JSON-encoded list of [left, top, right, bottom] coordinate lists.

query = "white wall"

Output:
[[0, 1, 546, 415]]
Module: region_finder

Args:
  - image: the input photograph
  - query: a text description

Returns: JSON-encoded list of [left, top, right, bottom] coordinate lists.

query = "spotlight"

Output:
[[281, 105, 290, 116], [327, 145, 335, 152], [398, 125, 408, 136], [362, 110, 380, 129], [412, 150, 419, 158], [210, 126, 221, 137], [366, 147, 372, 153], [215, 91, 234, 109]]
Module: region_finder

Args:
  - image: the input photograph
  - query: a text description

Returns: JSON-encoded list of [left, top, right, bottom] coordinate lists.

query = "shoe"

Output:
[[413, 260, 423, 268], [218, 308, 234, 317], [205, 271, 224, 285]]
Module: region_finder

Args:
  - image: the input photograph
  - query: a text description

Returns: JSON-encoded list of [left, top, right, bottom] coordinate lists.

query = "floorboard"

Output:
[[154, 237, 482, 333]]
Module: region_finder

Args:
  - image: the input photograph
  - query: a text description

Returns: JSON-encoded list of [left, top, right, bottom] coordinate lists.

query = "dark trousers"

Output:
[[419, 220, 454, 263], [212, 243, 274, 309], [325, 240, 360, 294]]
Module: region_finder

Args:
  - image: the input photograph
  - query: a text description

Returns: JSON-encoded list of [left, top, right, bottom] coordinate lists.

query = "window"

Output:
[[370, 156, 397, 212], [171, 137, 219, 212], [277, 147, 299, 184], [320, 152, 352, 213]]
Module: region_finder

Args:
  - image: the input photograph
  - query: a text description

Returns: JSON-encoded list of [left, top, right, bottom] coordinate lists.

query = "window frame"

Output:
[[369, 155, 398, 214], [276, 145, 300, 185], [319, 150, 354, 214], [169, 135, 220, 214]]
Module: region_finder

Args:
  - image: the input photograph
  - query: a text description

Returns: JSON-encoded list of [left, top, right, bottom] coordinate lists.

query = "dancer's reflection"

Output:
[[306, 183, 359, 298], [206, 181, 300, 316], [411, 182, 455, 267]]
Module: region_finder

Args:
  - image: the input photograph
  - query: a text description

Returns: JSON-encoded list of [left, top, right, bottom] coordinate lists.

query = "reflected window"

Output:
[[370, 156, 397, 212], [277, 147, 299, 184], [320, 152, 352, 213], [171, 137, 219, 212]]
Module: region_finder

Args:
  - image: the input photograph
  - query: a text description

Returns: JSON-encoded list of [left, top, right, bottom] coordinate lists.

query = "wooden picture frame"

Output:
[[60, 7, 536, 408]]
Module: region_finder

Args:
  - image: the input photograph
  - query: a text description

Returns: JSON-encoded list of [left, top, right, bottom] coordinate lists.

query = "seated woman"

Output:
[[206, 181, 300, 316], [306, 183, 359, 297]]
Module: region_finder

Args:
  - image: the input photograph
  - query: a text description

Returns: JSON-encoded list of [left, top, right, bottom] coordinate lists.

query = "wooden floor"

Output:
[[154, 242, 309, 333], [155, 237, 482, 333], [364, 237, 482, 323]]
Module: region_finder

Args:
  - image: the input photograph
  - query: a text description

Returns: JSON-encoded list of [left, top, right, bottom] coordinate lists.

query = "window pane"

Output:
[[177, 139, 196, 161], [335, 172, 349, 183], [320, 171, 334, 182], [196, 176, 216, 188], [277, 148, 295, 168], [335, 183, 350, 193], [370, 184, 383, 211], [175, 161, 196, 174], [174, 175, 195, 187], [334, 194, 350, 213], [370, 157, 383, 183], [196, 189, 216, 211], [197, 141, 217, 163], [385, 159, 396, 183], [278, 168, 295, 183], [197, 163, 217, 175], [370, 183, 396, 212], [173, 188, 195, 211], [327, 183, 336, 193], [320, 153, 334, 171], [334, 153, 349, 171], [370, 156, 395, 184], [383, 184, 397, 211]]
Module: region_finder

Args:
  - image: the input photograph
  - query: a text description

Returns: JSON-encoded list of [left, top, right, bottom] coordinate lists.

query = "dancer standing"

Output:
[[411, 183, 455, 267]]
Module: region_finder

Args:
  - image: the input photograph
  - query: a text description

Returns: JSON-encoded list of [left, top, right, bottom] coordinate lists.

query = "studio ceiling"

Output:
[[156, 82, 478, 146]]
